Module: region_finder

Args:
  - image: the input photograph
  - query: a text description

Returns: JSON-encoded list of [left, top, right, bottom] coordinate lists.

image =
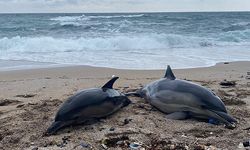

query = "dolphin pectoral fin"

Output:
[[164, 65, 176, 80], [165, 112, 188, 120], [102, 77, 119, 89]]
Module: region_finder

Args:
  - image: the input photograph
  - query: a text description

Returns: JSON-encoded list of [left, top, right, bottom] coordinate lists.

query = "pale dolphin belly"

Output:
[[148, 90, 214, 120]]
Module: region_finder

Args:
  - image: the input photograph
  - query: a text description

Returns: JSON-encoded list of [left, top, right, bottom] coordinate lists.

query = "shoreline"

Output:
[[0, 61, 250, 149], [1, 61, 249, 81], [0, 58, 248, 72]]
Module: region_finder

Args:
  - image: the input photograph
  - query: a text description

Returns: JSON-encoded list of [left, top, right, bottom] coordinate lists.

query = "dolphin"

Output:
[[132, 66, 237, 128], [46, 77, 131, 135]]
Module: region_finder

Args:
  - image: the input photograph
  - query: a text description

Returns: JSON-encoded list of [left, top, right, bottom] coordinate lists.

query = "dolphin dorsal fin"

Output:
[[102, 77, 119, 89], [164, 65, 176, 80]]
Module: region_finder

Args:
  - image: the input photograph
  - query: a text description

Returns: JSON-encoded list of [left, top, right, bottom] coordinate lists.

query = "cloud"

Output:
[[0, 0, 250, 13]]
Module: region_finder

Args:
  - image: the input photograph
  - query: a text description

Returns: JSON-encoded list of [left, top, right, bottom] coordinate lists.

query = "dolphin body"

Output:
[[46, 77, 131, 135], [137, 66, 236, 128]]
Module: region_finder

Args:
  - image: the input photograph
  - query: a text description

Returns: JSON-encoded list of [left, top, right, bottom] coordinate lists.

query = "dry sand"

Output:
[[0, 61, 250, 150]]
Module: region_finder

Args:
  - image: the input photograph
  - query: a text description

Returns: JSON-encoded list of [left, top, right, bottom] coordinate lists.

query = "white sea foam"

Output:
[[0, 34, 250, 69], [88, 14, 145, 19], [0, 34, 217, 53], [50, 14, 145, 22], [50, 14, 144, 27], [50, 15, 89, 22]]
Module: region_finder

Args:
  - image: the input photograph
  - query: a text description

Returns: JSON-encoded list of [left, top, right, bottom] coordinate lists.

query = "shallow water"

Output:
[[0, 12, 250, 69]]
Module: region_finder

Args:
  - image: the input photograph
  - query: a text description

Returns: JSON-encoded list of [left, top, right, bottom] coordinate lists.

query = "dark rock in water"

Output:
[[219, 80, 236, 86], [224, 62, 229, 64]]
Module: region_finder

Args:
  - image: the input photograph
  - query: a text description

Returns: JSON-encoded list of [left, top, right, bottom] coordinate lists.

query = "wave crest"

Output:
[[2, 32, 250, 54], [1, 33, 250, 69], [0, 34, 211, 53], [50, 14, 145, 22]]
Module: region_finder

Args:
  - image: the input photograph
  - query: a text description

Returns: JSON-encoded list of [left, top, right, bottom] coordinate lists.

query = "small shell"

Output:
[[129, 142, 141, 149]]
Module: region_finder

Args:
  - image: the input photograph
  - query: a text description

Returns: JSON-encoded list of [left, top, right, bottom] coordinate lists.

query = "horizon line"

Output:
[[0, 10, 250, 14]]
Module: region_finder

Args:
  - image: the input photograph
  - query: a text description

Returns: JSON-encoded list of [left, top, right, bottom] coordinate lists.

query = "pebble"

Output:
[[124, 118, 132, 125], [62, 136, 70, 142], [238, 142, 244, 149], [80, 141, 89, 148], [101, 143, 108, 149], [31, 147, 38, 150], [116, 141, 123, 145], [181, 134, 187, 138], [109, 127, 115, 131], [129, 142, 141, 149]]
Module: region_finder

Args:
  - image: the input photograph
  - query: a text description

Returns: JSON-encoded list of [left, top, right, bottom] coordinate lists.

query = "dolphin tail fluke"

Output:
[[45, 121, 65, 136]]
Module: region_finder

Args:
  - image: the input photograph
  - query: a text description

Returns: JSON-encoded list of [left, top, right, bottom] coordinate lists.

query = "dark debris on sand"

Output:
[[0, 99, 22, 106], [219, 80, 236, 87]]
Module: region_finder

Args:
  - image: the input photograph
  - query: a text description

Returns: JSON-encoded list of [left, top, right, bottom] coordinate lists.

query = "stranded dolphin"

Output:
[[46, 77, 131, 135], [133, 66, 237, 128]]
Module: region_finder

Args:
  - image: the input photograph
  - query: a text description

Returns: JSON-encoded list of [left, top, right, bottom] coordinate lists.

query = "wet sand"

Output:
[[0, 61, 250, 150]]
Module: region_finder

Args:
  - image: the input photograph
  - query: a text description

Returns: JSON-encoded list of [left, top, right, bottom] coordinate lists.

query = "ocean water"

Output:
[[0, 12, 250, 69]]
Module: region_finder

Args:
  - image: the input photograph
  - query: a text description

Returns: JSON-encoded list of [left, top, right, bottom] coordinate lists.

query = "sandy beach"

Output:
[[0, 61, 250, 150]]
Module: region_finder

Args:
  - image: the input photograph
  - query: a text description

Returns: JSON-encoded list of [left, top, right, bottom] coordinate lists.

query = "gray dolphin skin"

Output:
[[138, 66, 237, 128], [46, 77, 131, 135]]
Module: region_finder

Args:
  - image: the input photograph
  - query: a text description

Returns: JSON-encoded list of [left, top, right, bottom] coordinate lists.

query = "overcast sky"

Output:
[[0, 0, 250, 13]]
